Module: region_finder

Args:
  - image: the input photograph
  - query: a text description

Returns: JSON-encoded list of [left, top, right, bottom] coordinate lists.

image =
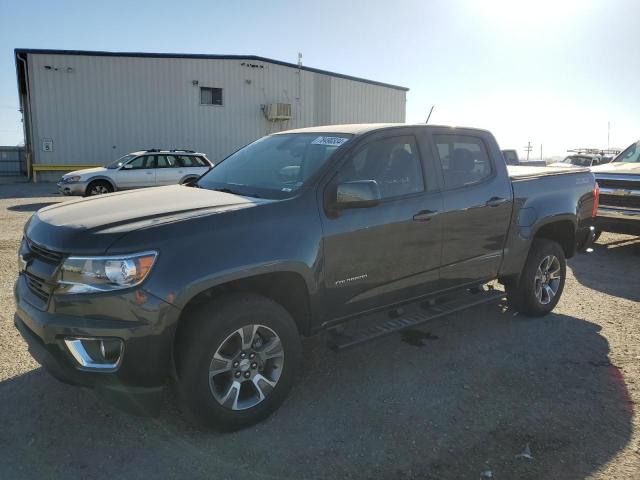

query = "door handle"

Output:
[[146, 172, 153, 175], [486, 197, 507, 207], [413, 209, 438, 222]]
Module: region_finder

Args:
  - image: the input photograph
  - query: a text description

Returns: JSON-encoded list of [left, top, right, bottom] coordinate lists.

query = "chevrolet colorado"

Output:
[[14, 124, 598, 431]]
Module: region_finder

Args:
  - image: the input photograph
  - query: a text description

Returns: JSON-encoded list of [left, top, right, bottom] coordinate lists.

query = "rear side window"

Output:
[[156, 155, 177, 168], [336, 135, 424, 200], [433, 135, 492, 188]]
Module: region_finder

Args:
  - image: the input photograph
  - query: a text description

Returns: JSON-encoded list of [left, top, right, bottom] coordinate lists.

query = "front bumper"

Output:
[[596, 207, 640, 235], [56, 180, 88, 196], [14, 273, 181, 392]]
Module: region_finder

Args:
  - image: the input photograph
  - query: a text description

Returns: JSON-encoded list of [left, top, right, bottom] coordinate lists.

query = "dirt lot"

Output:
[[0, 181, 639, 479]]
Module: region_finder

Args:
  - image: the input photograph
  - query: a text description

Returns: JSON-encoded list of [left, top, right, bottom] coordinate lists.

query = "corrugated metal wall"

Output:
[[26, 53, 406, 177]]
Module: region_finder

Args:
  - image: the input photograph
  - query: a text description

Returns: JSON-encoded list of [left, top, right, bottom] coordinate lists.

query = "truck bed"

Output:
[[507, 165, 591, 181]]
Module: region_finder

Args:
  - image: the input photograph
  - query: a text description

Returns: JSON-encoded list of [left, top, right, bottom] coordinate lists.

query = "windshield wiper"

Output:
[[212, 187, 261, 198]]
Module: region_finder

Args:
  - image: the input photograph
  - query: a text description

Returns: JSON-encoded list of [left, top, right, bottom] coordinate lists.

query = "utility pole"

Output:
[[540, 144, 543, 162], [524, 141, 533, 162], [607, 121, 610, 150]]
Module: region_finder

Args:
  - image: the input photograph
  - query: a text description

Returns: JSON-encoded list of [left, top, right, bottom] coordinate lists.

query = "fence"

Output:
[[0, 147, 26, 176]]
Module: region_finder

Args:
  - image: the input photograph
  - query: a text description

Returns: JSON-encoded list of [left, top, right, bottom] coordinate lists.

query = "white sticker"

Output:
[[311, 136, 349, 147]]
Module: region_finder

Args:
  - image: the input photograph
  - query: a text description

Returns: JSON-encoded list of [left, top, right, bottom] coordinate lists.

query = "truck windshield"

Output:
[[106, 154, 137, 169], [614, 141, 640, 163], [562, 155, 593, 166], [197, 133, 352, 199]]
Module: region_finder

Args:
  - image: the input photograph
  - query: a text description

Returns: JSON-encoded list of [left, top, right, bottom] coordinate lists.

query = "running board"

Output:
[[328, 287, 505, 351]]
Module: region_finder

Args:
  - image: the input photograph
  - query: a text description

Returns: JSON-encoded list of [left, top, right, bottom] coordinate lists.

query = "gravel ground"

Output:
[[0, 181, 639, 479]]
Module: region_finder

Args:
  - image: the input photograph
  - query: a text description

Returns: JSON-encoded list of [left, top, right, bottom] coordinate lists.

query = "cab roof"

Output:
[[274, 123, 491, 136]]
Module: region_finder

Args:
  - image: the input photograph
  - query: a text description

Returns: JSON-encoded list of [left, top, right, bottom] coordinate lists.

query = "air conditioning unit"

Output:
[[264, 103, 292, 121]]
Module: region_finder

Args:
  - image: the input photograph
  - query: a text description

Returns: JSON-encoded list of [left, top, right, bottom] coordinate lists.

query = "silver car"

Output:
[[57, 149, 213, 196]]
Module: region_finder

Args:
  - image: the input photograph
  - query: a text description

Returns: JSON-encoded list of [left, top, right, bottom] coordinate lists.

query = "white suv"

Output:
[[57, 149, 213, 196]]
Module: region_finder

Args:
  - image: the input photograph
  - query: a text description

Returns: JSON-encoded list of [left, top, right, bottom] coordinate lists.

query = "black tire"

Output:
[[506, 239, 566, 317], [179, 176, 198, 185], [176, 293, 301, 431], [85, 180, 113, 196]]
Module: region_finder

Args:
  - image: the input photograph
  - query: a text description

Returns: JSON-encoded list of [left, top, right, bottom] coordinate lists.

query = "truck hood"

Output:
[[26, 185, 266, 254], [590, 162, 640, 175]]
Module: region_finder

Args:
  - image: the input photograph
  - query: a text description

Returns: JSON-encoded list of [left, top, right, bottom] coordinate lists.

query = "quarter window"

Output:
[[337, 135, 424, 200], [176, 155, 205, 167], [200, 87, 223, 106], [433, 135, 492, 188]]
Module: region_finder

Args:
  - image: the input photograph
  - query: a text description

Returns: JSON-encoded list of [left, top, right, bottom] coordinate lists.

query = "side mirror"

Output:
[[334, 180, 381, 209], [122, 164, 133, 170]]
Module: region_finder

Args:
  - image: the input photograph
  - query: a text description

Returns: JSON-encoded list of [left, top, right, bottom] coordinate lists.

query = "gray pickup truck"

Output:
[[14, 124, 597, 431], [591, 139, 640, 237]]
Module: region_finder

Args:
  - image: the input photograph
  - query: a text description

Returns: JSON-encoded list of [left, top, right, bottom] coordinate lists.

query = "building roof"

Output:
[[14, 48, 409, 92]]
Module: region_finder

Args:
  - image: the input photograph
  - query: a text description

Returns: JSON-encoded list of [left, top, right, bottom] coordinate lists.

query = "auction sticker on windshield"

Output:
[[311, 136, 350, 146]]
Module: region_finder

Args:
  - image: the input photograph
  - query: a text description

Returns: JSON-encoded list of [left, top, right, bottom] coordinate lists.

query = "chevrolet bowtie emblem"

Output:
[[613, 189, 632, 196]]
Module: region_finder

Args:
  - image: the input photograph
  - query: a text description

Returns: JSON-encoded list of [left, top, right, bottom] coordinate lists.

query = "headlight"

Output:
[[58, 251, 157, 294], [63, 176, 82, 183]]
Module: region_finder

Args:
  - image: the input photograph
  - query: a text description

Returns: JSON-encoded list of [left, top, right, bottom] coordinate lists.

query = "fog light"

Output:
[[64, 337, 123, 371], [100, 339, 122, 362]]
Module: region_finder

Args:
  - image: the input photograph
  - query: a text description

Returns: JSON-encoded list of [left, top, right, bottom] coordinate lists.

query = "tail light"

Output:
[[592, 183, 600, 218]]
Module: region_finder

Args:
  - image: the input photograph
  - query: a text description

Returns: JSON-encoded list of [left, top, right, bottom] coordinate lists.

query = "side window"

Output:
[[126, 155, 154, 170], [200, 87, 223, 106], [337, 135, 424, 200], [176, 155, 199, 167], [156, 155, 177, 168], [433, 135, 493, 189]]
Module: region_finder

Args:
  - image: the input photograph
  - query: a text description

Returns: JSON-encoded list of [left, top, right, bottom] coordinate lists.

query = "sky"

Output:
[[0, 0, 638, 159]]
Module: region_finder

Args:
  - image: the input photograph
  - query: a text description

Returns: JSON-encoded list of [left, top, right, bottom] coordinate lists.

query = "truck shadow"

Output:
[[570, 233, 640, 302], [0, 308, 633, 479], [7, 202, 61, 212]]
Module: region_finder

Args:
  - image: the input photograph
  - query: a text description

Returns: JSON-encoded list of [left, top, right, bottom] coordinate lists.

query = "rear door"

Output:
[[321, 128, 443, 319], [431, 131, 513, 288], [155, 155, 183, 185], [116, 155, 156, 189]]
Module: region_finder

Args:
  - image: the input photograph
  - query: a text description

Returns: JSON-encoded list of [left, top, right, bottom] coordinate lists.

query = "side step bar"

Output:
[[328, 287, 505, 351]]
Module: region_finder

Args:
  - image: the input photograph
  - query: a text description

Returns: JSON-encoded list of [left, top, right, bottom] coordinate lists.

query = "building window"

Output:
[[200, 87, 223, 106]]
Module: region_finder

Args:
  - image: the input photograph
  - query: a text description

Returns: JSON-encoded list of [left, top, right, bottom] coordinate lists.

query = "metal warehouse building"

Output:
[[14, 49, 408, 181]]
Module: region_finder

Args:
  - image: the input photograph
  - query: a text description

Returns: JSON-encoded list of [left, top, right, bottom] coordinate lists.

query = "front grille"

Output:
[[27, 239, 64, 264], [599, 194, 640, 209], [24, 271, 51, 303], [596, 179, 640, 190]]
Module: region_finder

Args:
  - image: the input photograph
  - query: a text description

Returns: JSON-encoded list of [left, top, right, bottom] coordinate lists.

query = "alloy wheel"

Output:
[[209, 324, 284, 411], [534, 255, 562, 305]]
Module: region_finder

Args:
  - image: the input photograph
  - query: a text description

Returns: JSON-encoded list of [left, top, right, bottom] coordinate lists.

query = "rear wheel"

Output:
[[176, 293, 301, 431], [506, 239, 566, 317], [85, 180, 113, 196]]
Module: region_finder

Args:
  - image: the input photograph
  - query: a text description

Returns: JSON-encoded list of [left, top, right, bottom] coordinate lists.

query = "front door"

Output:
[[117, 154, 156, 189], [431, 132, 513, 288], [321, 129, 443, 320]]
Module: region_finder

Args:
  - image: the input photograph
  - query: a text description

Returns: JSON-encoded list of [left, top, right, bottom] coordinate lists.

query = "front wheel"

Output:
[[506, 239, 566, 317], [85, 180, 113, 196], [176, 293, 301, 431]]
